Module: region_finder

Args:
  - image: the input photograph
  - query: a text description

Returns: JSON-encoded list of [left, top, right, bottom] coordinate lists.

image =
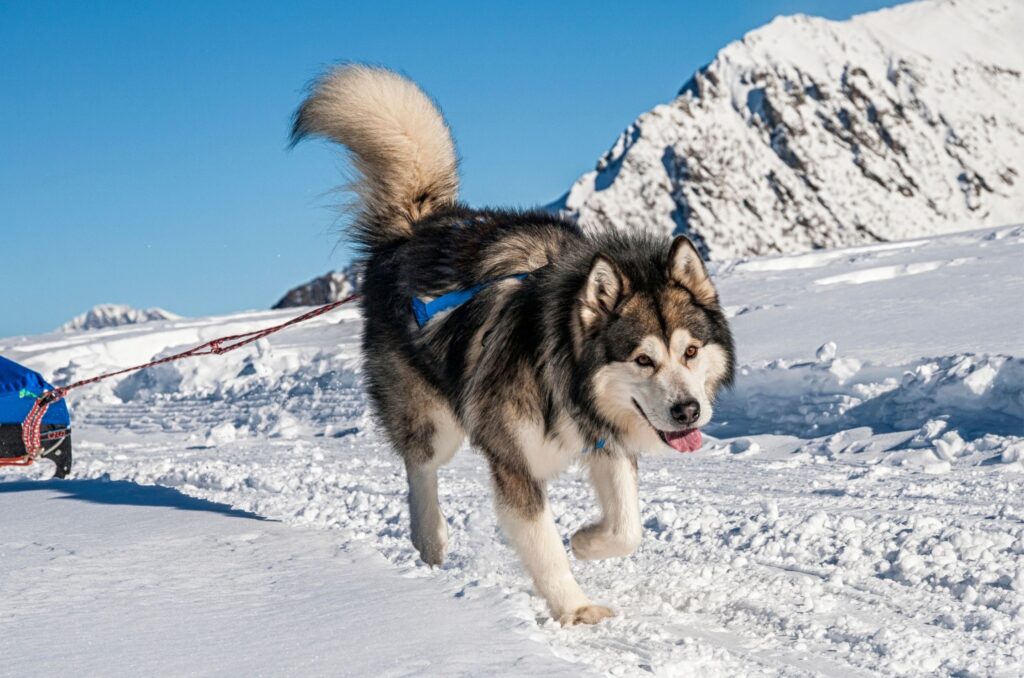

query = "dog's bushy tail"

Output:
[[292, 65, 459, 249]]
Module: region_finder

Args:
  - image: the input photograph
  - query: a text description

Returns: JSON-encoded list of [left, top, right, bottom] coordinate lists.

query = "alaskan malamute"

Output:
[[292, 65, 735, 625]]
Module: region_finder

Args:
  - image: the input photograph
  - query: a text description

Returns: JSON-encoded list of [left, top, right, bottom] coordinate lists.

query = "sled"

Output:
[[0, 356, 73, 478]]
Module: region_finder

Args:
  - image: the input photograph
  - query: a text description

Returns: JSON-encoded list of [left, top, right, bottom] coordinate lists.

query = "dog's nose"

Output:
[[670, 400, 700, 426]]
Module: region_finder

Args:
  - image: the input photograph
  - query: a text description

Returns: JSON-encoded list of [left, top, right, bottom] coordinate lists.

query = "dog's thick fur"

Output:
[[293, 65, 735, 626]]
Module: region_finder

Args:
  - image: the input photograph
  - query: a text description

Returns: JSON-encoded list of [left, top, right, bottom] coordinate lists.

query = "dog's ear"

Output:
[[668, 236, 717, 306], [580, 255, 626, 330]]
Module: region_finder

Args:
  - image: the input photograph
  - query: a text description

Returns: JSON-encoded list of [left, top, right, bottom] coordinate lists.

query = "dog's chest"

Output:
[[515, 416, 589, 480]]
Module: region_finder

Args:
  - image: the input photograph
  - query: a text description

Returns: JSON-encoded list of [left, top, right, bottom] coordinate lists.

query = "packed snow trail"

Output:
[[2, 226, 1023, 676], [0, 480, 582, 677]]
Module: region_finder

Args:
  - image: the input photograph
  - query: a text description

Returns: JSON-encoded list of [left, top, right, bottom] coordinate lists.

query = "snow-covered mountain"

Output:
[[59, 304, 180, 333], [273, 266, 361, 309], [558, 0, 1024, 258]]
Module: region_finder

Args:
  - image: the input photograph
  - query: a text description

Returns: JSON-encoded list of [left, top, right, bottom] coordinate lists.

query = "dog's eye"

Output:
[[684, 345, 699, 359], [634, 354, 654, 368]]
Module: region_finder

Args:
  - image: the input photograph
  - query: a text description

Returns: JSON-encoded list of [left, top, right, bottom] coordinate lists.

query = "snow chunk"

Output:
[[205, 422, 238, 447]]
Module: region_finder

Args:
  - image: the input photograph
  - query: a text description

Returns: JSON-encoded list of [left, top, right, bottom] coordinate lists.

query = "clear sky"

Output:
[[1, 0, 900, 337]]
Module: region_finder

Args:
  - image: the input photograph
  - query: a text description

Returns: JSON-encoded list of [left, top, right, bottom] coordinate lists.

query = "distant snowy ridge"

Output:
[[273, 265, 361, 309], [558, 0, 1024, 258], [59, 304, 180, 333]]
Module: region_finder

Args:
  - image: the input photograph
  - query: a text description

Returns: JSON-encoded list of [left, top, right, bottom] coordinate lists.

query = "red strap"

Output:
[[20, 389, 64, 457], [2, 294, 359, 465]]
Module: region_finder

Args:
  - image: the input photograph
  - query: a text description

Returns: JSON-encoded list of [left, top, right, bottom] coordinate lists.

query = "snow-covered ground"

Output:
[[2, 225, 1023, 676], [0, 480, 580, 677]]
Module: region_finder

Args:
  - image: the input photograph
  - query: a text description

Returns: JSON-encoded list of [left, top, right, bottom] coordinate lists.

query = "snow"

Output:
[[2, 224, 1023, 675], [0, 480, 579, 677], [58, 304, 181, 333], [558, 0, 1024, 259]]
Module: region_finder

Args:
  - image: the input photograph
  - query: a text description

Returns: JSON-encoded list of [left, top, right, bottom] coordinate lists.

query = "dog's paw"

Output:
[[411, 523, 448, 567], [571, 524, 640, 561], [413, 540, 446, 567], [559, 604, 615, 627]]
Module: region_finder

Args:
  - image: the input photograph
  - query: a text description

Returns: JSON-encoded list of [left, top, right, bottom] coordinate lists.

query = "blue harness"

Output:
[[410, 273, 606, 452], [411, 273, 530, 327]]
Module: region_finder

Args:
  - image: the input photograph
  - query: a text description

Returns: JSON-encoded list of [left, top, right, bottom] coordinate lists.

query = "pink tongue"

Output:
[[664, 428, 702, 453]]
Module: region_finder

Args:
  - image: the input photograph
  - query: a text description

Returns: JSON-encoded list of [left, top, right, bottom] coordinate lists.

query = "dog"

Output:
[[292, 65, 735, 626]]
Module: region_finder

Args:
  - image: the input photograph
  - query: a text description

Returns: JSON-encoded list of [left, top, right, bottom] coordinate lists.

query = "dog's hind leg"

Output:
[[571, 453, 642, 560], [367, 358, 463, 566], [403, 405, 462, 566], [489, 457, 614, 626]]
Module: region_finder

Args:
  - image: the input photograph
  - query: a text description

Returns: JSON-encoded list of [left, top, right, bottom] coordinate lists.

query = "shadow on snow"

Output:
[[0, 478, 267, 521]]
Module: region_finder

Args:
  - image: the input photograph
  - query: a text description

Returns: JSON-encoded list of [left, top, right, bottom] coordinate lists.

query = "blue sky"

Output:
[[1, 0, 899, 337]]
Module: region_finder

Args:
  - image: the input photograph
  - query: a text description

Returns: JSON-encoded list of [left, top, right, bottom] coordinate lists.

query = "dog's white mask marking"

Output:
[[592, 329, 729, 453]]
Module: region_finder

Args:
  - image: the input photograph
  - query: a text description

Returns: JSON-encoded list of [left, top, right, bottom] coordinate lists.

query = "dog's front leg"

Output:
[[490, 459, 614, 626], [571, 453, 642, 560]]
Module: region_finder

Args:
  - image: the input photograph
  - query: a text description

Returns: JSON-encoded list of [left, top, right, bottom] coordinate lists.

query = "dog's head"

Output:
[[574, 235, 734, 453]]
